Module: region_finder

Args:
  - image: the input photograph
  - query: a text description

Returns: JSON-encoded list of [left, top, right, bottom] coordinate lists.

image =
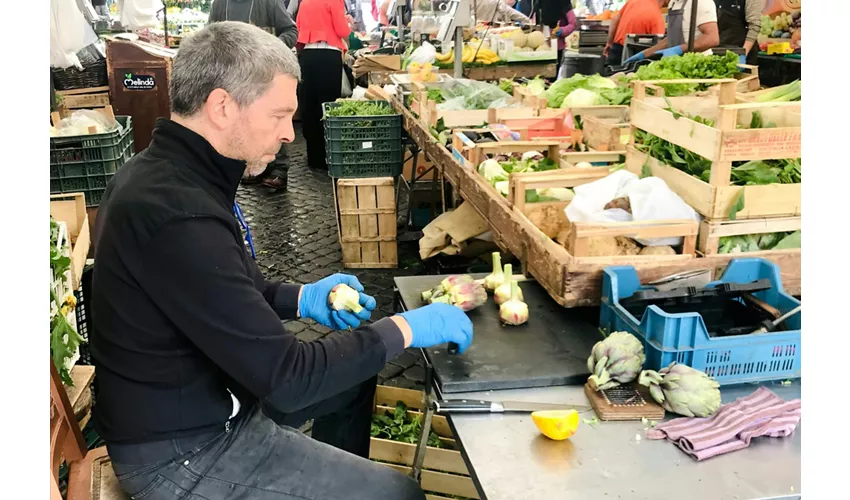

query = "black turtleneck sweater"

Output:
[[91, 119, 404, 444]]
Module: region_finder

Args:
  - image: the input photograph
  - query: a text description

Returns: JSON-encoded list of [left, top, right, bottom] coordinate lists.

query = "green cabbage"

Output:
[[562, 88, 606, 108], [525, 76, 547, 96]]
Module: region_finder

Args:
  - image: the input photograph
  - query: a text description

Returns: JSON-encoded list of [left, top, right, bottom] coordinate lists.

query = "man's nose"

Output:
[[280, 118, 295, 144]]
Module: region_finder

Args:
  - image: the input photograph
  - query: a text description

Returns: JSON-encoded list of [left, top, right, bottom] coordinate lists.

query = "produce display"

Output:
[[407, 62, 439, 83], [586, 332, 647, 392], [421, 275, 487, 312], [499, 280, 529, 326], [751, 80, 801, 102], [484, 252, 506, 292], [494, 265, 523, 306], [428, 79, 518, 111], [719, 231, 801, 254], [476, 150, 567, 198], [543, 74, 631, 108], [324, 100, 395, 117], [759, 10, 800, 42], [626, 51, 741, 96], [638, 362, 722, 418], [50, 217, 84, 386], [435, 39, 502, 66], [371, 400, 444, 448]]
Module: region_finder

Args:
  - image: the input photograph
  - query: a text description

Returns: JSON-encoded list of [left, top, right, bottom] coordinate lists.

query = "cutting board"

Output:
[[584, 382, 666, 421], [395, 275, 601, 394]]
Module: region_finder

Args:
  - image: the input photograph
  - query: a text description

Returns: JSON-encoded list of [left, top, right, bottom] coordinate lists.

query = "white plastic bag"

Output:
[[50, 0, 99, 69], [118, 0, 164, 31], [565, 170, 700, 246], [51, 110, 121, 137], [407, 42, 437, 66]]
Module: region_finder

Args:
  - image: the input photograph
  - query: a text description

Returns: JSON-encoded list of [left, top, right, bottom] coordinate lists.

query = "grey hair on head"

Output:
[[170, 21, 301, 116]]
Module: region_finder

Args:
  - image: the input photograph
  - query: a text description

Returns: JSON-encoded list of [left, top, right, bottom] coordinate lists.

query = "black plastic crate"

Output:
[[322, 101, 403, 178], [50, 116, 134, 207]]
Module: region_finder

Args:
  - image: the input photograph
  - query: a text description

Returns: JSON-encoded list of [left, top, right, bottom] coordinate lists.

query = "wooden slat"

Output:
[[369, 438, 470, 476], [698, 216, 801, 255], [339, 208, 395, 215], [337, 182, 361, 264], [57, 86, 110, 96], [63, 366, 95, 411], [625, 146, 717, 218], [63, 93, 111, 109], [376, 183, 398, 267], [385, 465, 480, 499], [357, 185, 379, 264], [630, 99, 722, 160]]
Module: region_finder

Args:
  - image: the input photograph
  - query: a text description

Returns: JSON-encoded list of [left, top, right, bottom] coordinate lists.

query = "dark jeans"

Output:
[[110, 377, 424, 500], [298, 48, 343, 170]]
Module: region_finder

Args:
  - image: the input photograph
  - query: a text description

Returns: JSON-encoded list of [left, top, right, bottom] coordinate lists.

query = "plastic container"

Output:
[[599, 258, 801, 385], [322, 101, 403, 178], [50, 116, 134, 207]]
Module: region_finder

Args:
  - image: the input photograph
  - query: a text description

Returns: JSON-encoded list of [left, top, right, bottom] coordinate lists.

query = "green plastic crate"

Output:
[[322, 101, 402, 178], [50, 116, 134, 207]]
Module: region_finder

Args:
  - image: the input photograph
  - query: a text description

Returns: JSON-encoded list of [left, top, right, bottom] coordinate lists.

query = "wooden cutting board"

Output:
[[584, 382, 665, 421]]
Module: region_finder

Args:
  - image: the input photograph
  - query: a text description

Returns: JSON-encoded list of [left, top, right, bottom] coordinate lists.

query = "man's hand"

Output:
[[657, 46, 684, 58], [299, 274, 376, 330], [603, 43, 611, 57], [346, 14, 355, 28], [398, 304, 474, 354], [624, 51, 646, 64]]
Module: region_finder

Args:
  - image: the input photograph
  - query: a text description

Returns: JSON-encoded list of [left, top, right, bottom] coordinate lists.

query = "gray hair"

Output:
[[170, 21, 301, 116]]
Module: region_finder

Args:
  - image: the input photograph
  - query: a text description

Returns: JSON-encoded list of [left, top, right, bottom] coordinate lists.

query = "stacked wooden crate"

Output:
[[334, 178, 398, 269], [626, 79, 801, 292]]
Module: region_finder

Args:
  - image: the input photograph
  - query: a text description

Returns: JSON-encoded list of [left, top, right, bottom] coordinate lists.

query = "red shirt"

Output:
[[612, 0, 666, 46], [296, 0, 351, 52]]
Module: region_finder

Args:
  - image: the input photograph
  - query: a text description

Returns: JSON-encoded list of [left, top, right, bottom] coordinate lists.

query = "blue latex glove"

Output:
[[399, 303, 474, 354], [553, 28, 563, 37], [299, 274, 376, 330], [658, 46, 684, 58], [623, 51, 645, 64], [738, 54, 747, 65]]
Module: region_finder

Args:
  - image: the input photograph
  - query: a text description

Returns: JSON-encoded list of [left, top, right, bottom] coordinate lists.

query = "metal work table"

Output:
[[393, 276, 802, 500]]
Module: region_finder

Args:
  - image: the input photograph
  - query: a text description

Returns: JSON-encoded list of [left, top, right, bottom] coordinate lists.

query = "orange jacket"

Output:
[[296, 0, 351, 52]]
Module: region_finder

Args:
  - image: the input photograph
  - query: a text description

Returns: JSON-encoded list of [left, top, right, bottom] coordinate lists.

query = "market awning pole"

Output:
[[687, 0, 698, 53], [454, 26, 464, 79]]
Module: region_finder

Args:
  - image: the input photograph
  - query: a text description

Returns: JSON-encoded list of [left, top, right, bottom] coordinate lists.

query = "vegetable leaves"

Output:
[[370, 401, 443, 448]]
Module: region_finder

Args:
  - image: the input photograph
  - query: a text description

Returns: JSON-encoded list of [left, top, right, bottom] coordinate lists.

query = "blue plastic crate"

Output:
[[599, 258, 800, 385]]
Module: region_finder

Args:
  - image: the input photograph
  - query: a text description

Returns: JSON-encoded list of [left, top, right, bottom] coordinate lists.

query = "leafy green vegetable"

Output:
[[50, 217, 85, 386], [629, 51, 740, 96], [524, 76, 547, 96], [498, 78, 515, 95], [718, 230, 800, 254], [426, 88, 444, 104], [729, 192, 745, 220], [370, 401, 443, 448], [543, 74, 620, 108], [324, 100, 394, 118], [754, 80, 801, 102]]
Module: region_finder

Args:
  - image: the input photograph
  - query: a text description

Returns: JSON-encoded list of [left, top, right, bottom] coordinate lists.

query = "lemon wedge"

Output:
[[531, 409, 580, 441]]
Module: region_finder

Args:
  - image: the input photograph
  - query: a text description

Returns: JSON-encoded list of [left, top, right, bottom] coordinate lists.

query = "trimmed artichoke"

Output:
[[638, 363, 721, 418], [586, 331, 646, 391]]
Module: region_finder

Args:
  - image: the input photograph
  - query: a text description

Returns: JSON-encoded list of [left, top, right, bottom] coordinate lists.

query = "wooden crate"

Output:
[[508, 170, 698, 260], [582, 107, 630, 152], [334, 178, 398, 269], [56, 86, 110, 110], [371, 386, 479, 500], [698, 216, 801, 256], [629, 79, 801, 220], [50, 193, 91, 290]]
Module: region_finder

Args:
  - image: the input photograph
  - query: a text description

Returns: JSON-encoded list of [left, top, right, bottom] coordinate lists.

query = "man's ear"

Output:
[[205, 88, 233, 130]]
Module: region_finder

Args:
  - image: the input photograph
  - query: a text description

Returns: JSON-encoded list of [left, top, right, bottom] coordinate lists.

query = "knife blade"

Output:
[[433, 399, 591, 414]]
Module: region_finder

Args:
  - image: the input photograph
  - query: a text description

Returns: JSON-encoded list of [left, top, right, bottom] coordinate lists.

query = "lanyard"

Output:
[[233, 202, 256, 259]]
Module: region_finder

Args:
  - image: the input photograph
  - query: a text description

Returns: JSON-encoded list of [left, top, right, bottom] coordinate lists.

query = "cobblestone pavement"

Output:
[[235, 124, 428, 391]]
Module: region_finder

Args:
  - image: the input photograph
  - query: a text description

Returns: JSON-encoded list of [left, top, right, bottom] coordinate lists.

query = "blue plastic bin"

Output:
[[599, 258, 800, 385]]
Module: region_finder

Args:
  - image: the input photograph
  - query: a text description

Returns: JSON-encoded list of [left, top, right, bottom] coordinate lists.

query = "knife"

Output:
[[433, 399, 592, 414]]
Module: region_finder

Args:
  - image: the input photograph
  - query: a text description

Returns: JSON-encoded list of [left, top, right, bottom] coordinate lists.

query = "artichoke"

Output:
[[586, 331, 646, 391], [638, 363, 721, 418]]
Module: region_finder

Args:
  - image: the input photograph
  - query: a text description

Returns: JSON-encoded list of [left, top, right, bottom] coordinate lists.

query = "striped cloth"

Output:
[[645, 387, 801, 461]]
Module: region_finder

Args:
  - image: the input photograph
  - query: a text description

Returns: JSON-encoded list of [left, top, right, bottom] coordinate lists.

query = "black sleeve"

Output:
[[207, 0, 224, 22], [137, 216, 405, 414], [247, 256, 302, 320], [273, 0, 299, 47]]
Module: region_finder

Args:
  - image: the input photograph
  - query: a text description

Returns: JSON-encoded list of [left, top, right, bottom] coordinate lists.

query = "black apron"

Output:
[[666, 2, 686, 48], [717, 0, 758, 64]]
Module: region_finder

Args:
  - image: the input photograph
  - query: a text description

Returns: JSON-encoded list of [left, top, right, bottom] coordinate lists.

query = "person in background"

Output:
[[716, 0, 763, 65], [624, 0, 719, 63], [295, 0, 352, 171], [540, 0, 576, 70], [604, 0, 666, 65], [474, 0, 533, 24], [207, 0, 297, 190]]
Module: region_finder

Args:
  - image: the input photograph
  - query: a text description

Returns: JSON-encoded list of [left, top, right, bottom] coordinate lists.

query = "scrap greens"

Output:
[[626, 51, 741, 96], [371, 401, 443, 448], [719, 231, 801, 253]]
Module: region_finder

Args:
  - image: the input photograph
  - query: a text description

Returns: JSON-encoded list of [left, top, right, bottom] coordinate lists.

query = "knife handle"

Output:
[[447, 342, 459, 354], [433, 400, 502, 413]]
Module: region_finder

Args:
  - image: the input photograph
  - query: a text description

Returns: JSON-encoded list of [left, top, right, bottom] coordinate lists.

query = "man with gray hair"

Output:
[[91, 21, 473, 500], [207, 0, 298, 189]]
